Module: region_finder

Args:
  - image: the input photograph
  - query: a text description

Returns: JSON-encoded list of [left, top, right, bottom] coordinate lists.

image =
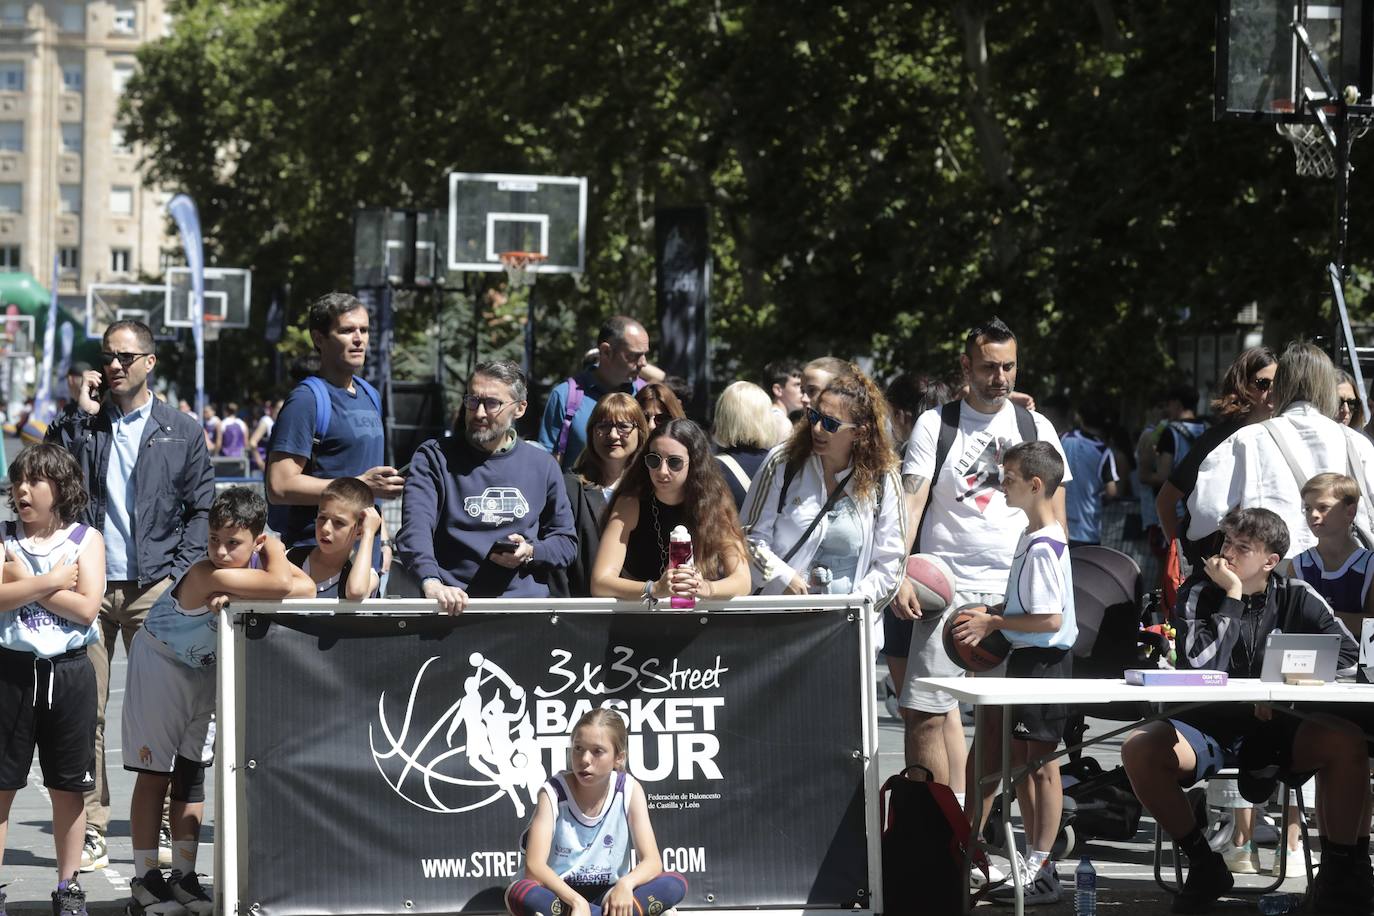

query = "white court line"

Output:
[[28, 763, 51, 802], [101, 863, 130, 891]]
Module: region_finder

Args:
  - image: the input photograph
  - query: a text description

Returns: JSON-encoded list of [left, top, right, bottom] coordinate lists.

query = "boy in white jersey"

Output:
[[952, 441, 1077, 906], [0, 444, 106, 916], [122, 487, 312, 916], [286, 477, 382, 599]]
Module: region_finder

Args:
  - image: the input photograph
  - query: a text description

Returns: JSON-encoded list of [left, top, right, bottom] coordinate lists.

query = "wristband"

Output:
[[643, 580, 654, 603], [380, 539, 393, 548]]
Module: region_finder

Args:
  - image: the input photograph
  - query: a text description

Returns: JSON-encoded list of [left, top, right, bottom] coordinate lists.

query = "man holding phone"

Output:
[[267, 293, 402, 559], [45, 319, 215, 872], [398, 360, 576, 614]]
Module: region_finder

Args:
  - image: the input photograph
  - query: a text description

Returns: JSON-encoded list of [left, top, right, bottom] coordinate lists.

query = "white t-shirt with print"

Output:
[[902, 400, 1070, 593]]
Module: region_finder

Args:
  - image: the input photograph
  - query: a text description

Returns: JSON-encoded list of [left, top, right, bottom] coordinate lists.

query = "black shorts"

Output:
[[1006, 646, 1073, 744], [882, 605, 914, 659], [0, 645, 98, 792]]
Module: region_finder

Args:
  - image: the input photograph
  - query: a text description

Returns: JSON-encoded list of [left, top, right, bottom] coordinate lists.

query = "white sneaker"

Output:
[[972, 861, 1008, 889], [1223, 843, 1260, 875], [989, 860, 1062, 906]]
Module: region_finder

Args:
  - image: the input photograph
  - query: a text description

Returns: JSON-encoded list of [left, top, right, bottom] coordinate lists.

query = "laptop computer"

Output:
[[1260, 633, 1342, 683]]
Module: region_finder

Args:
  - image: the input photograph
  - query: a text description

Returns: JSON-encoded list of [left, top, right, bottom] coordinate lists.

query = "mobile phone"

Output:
[[490, 538, 519, 554]]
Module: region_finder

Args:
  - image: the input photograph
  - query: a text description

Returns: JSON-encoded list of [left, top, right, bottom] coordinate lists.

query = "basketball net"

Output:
[[498, 251, 548, 289], [1277, 121, 1368, 178], [1274, 98, 1370, 179]]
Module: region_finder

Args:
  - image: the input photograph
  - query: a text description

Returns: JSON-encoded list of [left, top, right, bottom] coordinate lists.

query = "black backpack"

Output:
[[879, 765, 989, 913]]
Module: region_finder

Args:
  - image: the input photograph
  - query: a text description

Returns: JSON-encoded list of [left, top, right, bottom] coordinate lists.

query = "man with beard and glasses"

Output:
[[398, 360, 576, 614], [892, 317, 1072, 822]]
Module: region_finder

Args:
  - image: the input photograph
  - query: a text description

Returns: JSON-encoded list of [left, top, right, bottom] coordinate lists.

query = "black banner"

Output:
[[237, 609, 869, 915]]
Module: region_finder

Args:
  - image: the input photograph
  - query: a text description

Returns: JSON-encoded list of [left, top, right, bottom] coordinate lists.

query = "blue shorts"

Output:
[[1169, 718, 1235, 785], [882, 605, 913, 658], [1170, 713, 1311, 790]]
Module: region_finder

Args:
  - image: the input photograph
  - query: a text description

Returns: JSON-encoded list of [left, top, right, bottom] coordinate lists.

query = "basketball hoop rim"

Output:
[[498, 250, 549, 288]]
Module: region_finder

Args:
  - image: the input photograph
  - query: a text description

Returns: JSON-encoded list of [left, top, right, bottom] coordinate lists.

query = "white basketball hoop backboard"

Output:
[[165, 267, 251, 329], [87, 283, 177, 340], [447, 172, 587, 274]]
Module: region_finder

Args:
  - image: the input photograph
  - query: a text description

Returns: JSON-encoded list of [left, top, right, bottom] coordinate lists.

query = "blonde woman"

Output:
[[711, 381, 783, 508]]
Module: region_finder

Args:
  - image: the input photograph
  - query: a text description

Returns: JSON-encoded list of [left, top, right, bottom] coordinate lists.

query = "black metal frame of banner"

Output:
[[215, 595, 881, 916]]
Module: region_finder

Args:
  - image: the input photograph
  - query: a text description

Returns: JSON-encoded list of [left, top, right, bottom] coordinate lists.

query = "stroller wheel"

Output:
[[1052, 823, 1076, 860]]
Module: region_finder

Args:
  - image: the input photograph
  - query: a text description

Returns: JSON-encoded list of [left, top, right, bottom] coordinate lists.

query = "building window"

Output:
[[0, 62, 22, 92], [111, 126, 130, 154], [112, 1, 134, 34], [0, 183, 19, 213], [111, 248, 130, 273], [0, 245, 18, 270], [59, 247, 79, 271], [0, 122, 20, 152], [112, 62, 134, 96], [61, 123, 81, 153], [60, 3, 84, 33], [59, 184, 80, 214], [1, 4, 25, 27], [62, 63, 82, 92], [110, 186, 132, 215]]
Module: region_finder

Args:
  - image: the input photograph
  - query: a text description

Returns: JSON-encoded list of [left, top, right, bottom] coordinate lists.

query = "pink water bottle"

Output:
[[668, 525, 695, 609]]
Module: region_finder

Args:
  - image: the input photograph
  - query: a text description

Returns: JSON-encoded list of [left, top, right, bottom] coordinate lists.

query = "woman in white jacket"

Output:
[[740, 367, 908, 629]]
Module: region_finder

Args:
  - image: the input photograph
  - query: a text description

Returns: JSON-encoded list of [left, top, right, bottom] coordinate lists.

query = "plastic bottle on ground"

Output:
[[1256, 892, 1303, 914], [1074, 855, 1096, 916]]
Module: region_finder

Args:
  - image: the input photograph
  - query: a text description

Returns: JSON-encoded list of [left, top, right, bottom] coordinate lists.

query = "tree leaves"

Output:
[[123, 1, 1371, 407]]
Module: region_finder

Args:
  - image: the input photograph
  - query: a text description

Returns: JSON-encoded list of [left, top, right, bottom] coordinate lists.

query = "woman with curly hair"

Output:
[[740, 367, 907, 613], [590, 419, 751, 601], [550, 393, 649, 597]]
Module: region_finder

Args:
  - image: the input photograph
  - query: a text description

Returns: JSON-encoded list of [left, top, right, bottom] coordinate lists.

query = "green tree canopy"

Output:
[[123, 0, 1370, 406]]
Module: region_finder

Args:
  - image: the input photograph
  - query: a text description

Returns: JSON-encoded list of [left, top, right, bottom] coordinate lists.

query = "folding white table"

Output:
[[911, 676, 1284, 915]]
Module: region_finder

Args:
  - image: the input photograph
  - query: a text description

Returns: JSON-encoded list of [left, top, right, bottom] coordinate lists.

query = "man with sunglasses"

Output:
[[399, 361, 575, 614], [45, 319, 215, 873], [537, 315, 650, 469]]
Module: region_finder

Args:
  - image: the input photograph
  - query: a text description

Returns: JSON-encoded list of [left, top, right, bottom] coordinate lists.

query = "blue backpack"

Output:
[[291, 375, 382, 471], [266, 375, 382, 536]]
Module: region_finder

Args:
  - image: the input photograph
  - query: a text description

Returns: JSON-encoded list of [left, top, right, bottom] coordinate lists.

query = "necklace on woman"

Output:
[[650, 496, 669, 577]]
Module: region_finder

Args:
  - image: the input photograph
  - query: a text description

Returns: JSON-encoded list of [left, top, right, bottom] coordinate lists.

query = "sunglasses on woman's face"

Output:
[[644, 452, 687, 472], [1342, 397, 1360, 411], [1252, 376, 1273, 391], [807, 407, 859, 434]]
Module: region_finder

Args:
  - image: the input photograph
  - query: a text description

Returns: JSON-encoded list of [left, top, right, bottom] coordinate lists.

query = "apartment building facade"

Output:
[[0, 0, 171, 311]]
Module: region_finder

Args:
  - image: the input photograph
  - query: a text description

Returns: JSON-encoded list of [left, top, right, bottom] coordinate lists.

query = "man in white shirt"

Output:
[[893, 318, 1071, 794]]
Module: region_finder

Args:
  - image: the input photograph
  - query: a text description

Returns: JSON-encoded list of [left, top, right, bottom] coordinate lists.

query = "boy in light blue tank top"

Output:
[[951, 441, 1076, 906], [506, 708, 687, 916], [123, 487, 313, 916], [0, 443, 108, 916]]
